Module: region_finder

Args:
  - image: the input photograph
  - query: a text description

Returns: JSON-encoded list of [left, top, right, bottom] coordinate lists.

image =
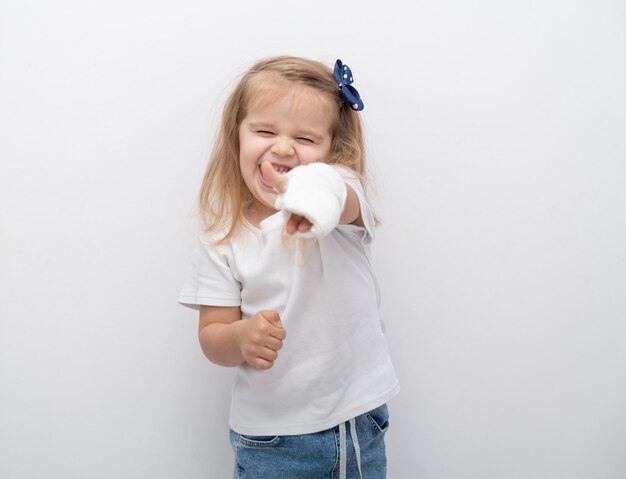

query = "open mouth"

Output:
[[271, 163, 291, 174], [259, 163, 291, 188]]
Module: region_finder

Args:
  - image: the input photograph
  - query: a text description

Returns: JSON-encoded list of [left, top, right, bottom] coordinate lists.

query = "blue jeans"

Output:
[[229, 404, 389, 479]]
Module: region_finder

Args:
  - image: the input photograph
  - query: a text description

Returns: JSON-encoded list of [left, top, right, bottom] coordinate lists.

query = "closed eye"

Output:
[[297, 137, 314, 143], [257, 130, 275, 136]]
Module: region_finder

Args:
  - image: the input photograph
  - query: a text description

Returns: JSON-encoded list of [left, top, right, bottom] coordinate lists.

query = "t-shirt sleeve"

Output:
[[334, 166, 376, 244], [178, 239, 242, 310]]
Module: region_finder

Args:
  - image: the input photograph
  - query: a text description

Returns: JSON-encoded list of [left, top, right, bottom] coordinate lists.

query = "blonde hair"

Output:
[[198, 55, 369, 243]]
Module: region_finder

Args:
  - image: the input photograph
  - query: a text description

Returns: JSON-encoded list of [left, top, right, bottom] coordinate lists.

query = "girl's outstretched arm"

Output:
[[339, 183, 363, 227], [260, 161, 363, 233], [198, 306, 286, 370]]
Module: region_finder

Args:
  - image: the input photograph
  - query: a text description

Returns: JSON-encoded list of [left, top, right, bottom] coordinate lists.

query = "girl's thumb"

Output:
[[262, 310, 282, 327]]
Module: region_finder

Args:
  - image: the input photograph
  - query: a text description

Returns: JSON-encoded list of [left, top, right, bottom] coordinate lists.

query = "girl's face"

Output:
[[239, 77, 336, 222]]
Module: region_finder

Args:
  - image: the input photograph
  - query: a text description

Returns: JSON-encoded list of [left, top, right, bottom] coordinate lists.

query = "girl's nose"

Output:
[[270, 137, 295, 157]]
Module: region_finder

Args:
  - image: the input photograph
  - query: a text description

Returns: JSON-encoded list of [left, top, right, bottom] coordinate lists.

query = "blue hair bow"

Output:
[[334, 59, 364, 111]]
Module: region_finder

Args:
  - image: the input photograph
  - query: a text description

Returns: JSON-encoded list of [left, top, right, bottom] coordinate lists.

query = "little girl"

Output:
[[179, 56, 399, 479]]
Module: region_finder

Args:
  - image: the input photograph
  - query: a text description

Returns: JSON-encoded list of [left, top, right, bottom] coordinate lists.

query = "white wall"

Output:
[[1, 1, 625, 478]]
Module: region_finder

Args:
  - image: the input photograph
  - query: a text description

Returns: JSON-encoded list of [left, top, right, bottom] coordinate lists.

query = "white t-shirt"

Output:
[[178, 169, 400, 436]]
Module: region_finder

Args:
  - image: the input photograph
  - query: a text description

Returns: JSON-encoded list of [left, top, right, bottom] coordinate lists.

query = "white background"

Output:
[[1, 1, 625, 478]]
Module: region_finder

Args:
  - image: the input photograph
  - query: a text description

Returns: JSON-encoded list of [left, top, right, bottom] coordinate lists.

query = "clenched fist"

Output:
[[238, 310, 286, 370]]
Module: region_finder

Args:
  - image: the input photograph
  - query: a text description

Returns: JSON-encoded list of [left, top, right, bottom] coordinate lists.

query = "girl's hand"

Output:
[[261, 161, 313, 235], [238, 310, 286, 370]]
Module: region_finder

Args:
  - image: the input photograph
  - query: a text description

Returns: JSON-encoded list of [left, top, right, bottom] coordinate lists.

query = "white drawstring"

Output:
[[338, 418, 363, 479], [349, 418, 362, 476], [339, 422, 347, 478]]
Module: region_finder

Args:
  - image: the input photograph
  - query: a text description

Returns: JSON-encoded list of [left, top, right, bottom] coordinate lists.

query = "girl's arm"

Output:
[[198, 305, 286, 370], [285, 183, 364, 233], [339, 184, 364, 227], [261, 161, 363, 234]]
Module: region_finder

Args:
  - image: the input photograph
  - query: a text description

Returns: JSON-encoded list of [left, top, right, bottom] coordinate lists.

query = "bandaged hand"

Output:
[[261, 161, 347, 238]]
